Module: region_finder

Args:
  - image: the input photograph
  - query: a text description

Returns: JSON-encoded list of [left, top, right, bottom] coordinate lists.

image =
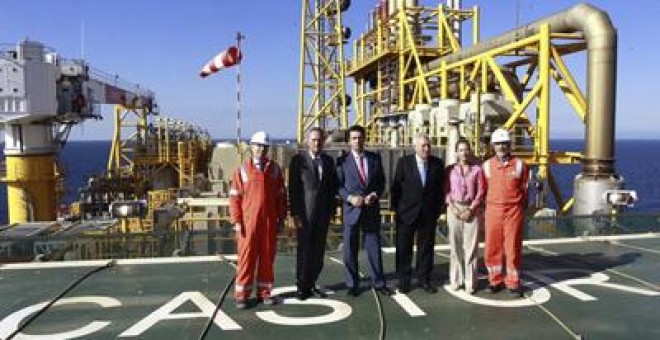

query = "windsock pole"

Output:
[[236, 32, 244, 148], [198, 39, 244, 159]]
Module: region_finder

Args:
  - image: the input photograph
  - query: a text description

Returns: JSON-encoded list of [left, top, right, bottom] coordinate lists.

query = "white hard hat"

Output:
[[491, 128, 511, 144], [250, 131, 270, 146]]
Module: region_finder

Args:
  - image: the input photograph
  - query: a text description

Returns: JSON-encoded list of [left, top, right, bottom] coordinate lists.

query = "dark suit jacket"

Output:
[[288, 152, 338, 225], [390, 154, 445, 225], [337, 150, 385, 229]]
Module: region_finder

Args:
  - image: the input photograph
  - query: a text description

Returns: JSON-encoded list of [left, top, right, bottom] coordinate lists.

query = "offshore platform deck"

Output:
[[1, 217, 659, 340]]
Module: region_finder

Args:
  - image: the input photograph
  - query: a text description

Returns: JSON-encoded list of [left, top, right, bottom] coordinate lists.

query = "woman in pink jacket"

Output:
[[444, 138, 486, 294]]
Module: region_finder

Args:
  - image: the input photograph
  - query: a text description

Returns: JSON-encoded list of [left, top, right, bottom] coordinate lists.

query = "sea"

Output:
[[1, 139, 659, 225]]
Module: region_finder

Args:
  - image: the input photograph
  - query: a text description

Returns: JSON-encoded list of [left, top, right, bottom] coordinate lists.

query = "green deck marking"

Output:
[[0, 237, 659, 339]]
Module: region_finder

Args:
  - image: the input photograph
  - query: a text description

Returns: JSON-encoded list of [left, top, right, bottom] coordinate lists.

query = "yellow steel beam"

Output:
[[336, 2, 348, 131], [441, 34, 541, 71], [398, 9, 406, 111], [473, 6, 479, 44], [438, 4, 444, 53], [441, 61, 448, 98], [503, 81, 541, 130], [550, 46, 586, 122], [519, 62, 537, 90], [296, 0, 308, 143], [485, 56, 519, 104], [439, 13, 460, 53], [537, 24, 551, 180], [561, 198, 575, 215], [108, 105, 122, 172]]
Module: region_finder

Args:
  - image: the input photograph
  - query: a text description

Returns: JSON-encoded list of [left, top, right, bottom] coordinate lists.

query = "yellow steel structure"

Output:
[[108, 104, 150, 176], [1, 155, 57, 223], [108, 104, 211, 189], [347, 4, 478, 142], [297, 0, 350, 143], [422, 24, 587, 210], [105, 104, 212, 231], [344, 3, 591, 211]]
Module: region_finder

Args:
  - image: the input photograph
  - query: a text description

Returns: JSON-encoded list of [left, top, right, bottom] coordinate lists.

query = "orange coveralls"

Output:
[[229, 158, 287, 300], [483, 156, 529, 289]]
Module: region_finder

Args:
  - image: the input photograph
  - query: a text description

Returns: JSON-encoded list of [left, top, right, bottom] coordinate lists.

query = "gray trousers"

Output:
[[447, 203, 482, 292]]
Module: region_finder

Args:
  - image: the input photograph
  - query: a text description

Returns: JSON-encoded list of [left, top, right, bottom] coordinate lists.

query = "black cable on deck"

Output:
[[431, 247, 583, 339], [6, 259, 116, 340], [370, 286, 387, 340], [526, 242, 660, 291], [327, 255, 387, 340], [524, 238, 660, 338], [197, 256, 237, 340]]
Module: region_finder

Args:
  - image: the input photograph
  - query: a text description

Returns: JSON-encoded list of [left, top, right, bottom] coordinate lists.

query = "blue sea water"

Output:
[[1, 140, 659, 224]]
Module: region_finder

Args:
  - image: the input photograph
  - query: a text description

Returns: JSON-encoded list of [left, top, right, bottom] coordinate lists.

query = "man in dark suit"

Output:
[[288, 127, 338, 300], [336, 125, 392, 296], [390, 132, 445, 294]]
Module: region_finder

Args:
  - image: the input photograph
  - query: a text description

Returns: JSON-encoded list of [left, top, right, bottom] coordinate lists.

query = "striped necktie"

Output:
[[357, 155, 367, 185]]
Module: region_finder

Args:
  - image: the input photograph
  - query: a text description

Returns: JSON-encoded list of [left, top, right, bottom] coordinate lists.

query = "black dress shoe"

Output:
[[485, 284, 503, 294], [397, 283, 411, 294], [375, 287, 393, 296], [347, 287, 360, 297], [296, 289, 312, 300], [508, 287, 524, 298], [421, 283, 437, 294], [311, 287, 328, 298]]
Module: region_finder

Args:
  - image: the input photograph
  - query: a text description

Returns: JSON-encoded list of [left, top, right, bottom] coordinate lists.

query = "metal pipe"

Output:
[[426, 3, 617, 176]]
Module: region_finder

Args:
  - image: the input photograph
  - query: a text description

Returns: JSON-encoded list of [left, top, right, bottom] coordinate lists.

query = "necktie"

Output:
[[313, 157, 321, 181], [421, 161, 427, 186], [357, 155, 367, 185]]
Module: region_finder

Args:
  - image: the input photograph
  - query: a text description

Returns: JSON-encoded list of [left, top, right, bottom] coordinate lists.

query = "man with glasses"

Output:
[[482, 128, 529, 297], [229, 131, 287, 309]]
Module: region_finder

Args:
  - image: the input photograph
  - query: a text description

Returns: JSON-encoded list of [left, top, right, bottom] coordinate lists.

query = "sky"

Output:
[[1, 0, 659, 140]]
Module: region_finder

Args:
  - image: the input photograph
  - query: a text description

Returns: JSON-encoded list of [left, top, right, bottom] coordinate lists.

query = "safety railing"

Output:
[[1, 212, 658, 263]]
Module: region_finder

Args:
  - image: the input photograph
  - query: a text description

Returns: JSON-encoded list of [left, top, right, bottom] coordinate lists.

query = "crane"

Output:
[[0, 39, 155, 223]]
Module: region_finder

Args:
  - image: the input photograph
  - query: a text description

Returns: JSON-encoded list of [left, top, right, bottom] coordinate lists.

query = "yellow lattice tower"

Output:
[[297, 0, 351, 143]]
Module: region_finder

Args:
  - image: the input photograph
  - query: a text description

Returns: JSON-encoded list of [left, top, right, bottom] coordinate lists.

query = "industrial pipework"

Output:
[[426, 3, 617, 178]]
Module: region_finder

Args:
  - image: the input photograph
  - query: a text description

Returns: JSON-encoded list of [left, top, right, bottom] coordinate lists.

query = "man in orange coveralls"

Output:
[[229, 131, 287, 309], [483, 128, 529, 298]]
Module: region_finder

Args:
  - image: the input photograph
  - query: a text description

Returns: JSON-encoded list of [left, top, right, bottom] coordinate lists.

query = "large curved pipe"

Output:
[[425, 3, 617, 176]]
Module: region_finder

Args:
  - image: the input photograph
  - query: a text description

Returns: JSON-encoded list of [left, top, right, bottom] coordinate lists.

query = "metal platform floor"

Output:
[[1, 233, 659, 339]]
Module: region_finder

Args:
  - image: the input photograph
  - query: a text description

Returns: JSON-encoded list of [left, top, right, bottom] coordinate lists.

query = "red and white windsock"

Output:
[[199, 46, 242, 78]]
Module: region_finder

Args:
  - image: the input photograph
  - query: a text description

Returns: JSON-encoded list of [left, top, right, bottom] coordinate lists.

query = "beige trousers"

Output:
[[447, 203, 482, 292]]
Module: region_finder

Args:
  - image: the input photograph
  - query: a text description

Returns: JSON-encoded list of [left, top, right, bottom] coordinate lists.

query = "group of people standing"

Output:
[[229, 125, 529, 309]]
